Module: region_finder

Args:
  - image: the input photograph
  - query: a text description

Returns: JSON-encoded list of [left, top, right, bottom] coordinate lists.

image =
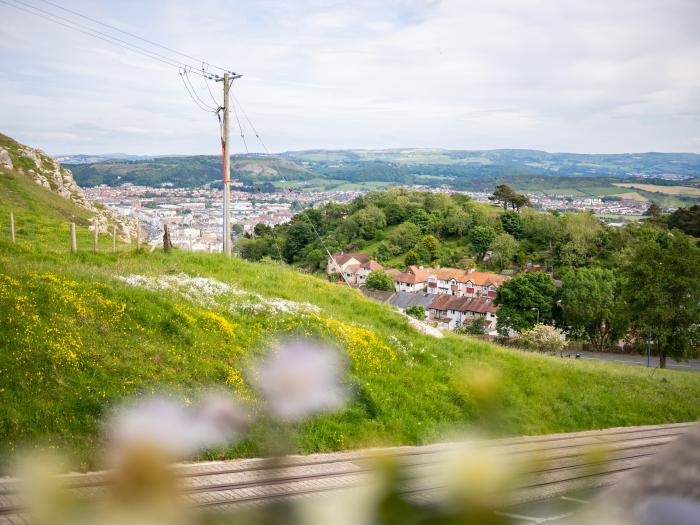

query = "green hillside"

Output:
[[2, 149, 700, 471]]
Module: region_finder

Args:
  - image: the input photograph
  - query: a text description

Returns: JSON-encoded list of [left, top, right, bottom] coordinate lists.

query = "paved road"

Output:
[[0, 422, 694, 524], [568, 350, 700, 372]]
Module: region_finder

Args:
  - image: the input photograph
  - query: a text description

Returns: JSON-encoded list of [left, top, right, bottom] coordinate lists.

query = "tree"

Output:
[[388, 222, 422, 253], [365, 270, 394, 291], [521, 324, 567, 353], [442, 209, 473, 237], [510, 193, 531, 211], [404, 249, 420, 266], [253, 223, 273, 237], [560, 268, 627, 351], [556, 240, 589, 268], [468, 226, 496, 261], [350, 205, 387, 240], [500, 211, 525, 239], [620, 233, 700, 368], [668, 205, 700, 237], [374, 242, 392, 263], [490, 233, 519, 270], [645, 202, 662, 218], [489, 184, 516, 209], [407, 208, 432, 234], [417, 234, 440, 262], [489, 184, 530, 210], [405, 305, 426, 320], [495, 272, 558, 333], [283, 220, 314, 262]]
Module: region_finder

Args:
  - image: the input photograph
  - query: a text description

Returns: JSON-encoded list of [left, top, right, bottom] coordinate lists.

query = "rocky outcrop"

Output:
[[0, 138, 137, 241]]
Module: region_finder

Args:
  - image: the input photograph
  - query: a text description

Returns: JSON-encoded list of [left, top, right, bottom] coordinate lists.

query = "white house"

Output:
[[428, 294, 499, 331]]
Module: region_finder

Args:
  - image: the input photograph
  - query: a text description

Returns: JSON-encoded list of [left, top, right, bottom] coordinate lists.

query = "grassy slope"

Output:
[[2, 165, 700, 470]]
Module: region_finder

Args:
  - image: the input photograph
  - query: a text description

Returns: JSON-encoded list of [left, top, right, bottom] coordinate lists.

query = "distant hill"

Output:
[[63, 148, 700, 194], [55, 153, 161, 164]]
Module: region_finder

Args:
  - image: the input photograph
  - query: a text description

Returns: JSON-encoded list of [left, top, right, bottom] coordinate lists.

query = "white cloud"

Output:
[[0, 0, 698, 154]]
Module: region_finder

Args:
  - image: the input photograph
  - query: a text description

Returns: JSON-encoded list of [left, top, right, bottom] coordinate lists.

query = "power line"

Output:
[[182, 68, 218, 111], [34, 0, 231, 75], [1, 0, 210, 78], [231, 97, 249, 153], [232, 94, 270, 154], [179, 69, 217, 113]]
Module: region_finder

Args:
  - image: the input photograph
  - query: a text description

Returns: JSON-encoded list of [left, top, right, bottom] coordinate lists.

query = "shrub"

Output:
[[405, 305, 426, 320], [521, 324, 567, 353], [365, 270, 394, 291], [456, 317, 488, 335]]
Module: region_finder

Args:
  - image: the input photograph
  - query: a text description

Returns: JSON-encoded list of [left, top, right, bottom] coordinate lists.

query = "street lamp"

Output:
[[531, 307, 540, 324]]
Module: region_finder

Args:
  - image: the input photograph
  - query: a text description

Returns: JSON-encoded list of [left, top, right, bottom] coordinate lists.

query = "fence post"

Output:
[[10, 211, 15, 243], [112, 225, 117, 253], [93, 219, 99, 251], [135, 223, 140, 250], [70, 222, 77, 253]]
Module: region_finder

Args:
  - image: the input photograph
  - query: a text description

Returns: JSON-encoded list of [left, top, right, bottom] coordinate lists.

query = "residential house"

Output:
[[326, 252, 384, 286], [428, 294, 499, 331], [389, 265, 435, 292], [344, 260, 383, 286], [326, 252, 370, 275], [426, 268, 509, 298]]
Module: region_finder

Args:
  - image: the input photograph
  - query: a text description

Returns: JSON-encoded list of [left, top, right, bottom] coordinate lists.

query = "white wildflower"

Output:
[[105, 392, 247, 463], [117, 273, 319, 315], [252, 340, 347, 421]]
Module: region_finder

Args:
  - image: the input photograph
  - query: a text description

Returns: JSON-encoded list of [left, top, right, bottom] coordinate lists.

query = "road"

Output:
[[569, 350, 700, 372], [0, 422, 694, 524]]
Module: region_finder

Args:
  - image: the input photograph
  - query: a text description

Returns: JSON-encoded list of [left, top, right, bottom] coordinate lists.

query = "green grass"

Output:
[[2, 161, 700, 472]]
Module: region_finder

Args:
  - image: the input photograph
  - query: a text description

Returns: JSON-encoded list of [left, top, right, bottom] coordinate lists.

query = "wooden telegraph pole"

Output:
[[219, 71, 241, 256], [112, 225, 117, 253], [10, 211, 15, 243], [93, 219, 99, 251], [222, 72, 232, 256]]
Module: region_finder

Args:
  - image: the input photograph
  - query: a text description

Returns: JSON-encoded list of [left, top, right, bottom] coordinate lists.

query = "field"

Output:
[[3, 163, 700, 473], [613, 183, 700, 196]]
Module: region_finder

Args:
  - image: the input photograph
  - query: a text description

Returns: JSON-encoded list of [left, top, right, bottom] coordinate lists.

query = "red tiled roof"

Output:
[[429, 294, 499, 314], [393, 266, 435, 284], [362, 260, 383, 271]]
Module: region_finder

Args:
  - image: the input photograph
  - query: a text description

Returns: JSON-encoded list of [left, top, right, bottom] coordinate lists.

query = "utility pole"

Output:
[[222, 72, 231, 256], [219, 71, 241, 256]]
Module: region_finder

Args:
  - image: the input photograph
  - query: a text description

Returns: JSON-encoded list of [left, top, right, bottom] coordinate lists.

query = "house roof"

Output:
[[385, 268, 402, 278], [429, 267, 509, 287], [466, 271, 510, 287], [345, 263, 361, 273], [362, 260, 383, 271], [392, 265, 435, 284], [429, 294, 499, 314], [330, 252, 370, 266], [389, 292, 435, 310]]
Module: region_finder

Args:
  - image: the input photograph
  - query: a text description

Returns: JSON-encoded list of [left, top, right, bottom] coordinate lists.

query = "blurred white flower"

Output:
[[253, 340, 347, 421], [105, 392, 247, 462]]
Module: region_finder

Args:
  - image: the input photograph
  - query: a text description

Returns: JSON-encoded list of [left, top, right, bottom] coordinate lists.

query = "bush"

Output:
[[365, 270, 394, 291], [456, 317, 488, 335], [405, 305, 426, 320], [521, 324, 567, 353]]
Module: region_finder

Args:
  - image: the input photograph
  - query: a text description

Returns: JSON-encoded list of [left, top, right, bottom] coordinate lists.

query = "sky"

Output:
[[1, 0, 699, 155]]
